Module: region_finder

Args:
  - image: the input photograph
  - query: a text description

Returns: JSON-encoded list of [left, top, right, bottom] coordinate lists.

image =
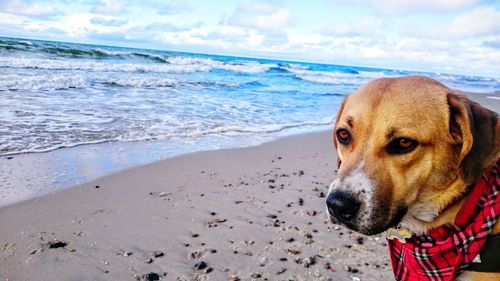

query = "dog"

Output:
[[326, 76, 499, 281]]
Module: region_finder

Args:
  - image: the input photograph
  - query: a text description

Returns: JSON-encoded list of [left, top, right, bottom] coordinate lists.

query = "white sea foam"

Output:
[[0, 56, 276, 74], [288, 67, 388, 85]]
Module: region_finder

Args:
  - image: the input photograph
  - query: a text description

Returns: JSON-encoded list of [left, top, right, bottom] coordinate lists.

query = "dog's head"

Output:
[[326, 76, 499, 235]]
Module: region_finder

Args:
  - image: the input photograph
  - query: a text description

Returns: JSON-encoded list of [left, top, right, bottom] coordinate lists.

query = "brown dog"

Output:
[[326, 76, 499, 281]]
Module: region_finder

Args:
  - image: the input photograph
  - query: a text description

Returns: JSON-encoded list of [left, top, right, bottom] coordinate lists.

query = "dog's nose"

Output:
[[326, 191, 360, 222]]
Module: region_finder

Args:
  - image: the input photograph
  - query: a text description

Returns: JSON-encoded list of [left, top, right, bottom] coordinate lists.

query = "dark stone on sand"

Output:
[[192, 233, 199, 238], [306, 210, 317, 216], [298, 170, 305, 176], [324, 262, 332, 270], [47, 241, 67, 249], [194, 261, 208, 270], [204, 267, 213, 274], [210, 212, 216, 216], [304, 256, 316, 268], [266, 214, 277, 219], [276, 268, 287, 275], [144, 257, 153, 264], [209, 249, 217, 253], [279, 257, 287, 261], [6, 156, 13, 160], [143, 272, 161, 281], [286, 237, 295, 243], [356, 237, 364, 245], [318, 192, 325, 198], [344, 266, 359, 273], [153, 251, 164, 258], [234, 200, 243, 204], [95, 185, 100, 189], [298, 198, 304, 206]]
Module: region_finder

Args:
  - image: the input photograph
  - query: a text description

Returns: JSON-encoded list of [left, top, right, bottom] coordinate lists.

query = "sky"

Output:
[[0, 0, 499, 77]]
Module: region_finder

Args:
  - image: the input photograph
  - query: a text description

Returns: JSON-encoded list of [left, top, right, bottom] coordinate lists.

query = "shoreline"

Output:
[[0, 124, 332, 207], [1, 91, 499, 208]]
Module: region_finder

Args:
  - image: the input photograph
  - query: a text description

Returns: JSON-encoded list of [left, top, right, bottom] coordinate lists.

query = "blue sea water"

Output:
[[1, 37, 499, 156], [0, 37, 499, 206]]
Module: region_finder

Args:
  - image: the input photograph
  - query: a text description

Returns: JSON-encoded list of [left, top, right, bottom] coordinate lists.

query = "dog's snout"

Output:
[[326, 191, 360, 222]]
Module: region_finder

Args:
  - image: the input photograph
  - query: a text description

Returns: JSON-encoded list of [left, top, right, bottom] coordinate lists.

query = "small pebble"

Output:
[[251, 273, 262, 279], [356, 237, 364, 245], [307, 210, 317, 216], [304, 256, 316, 268], [276, 268, 287, 275], [324, 262, 332, 270], [298, 198, 304, 206], [194, 261, 208, 270], [153, 251, 164, 258], [47, 241, 67, 249], [142, 272, 160, 281]]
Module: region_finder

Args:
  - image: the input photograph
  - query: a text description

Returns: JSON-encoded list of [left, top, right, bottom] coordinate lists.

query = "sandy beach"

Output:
[[0, 91, 499, 281]]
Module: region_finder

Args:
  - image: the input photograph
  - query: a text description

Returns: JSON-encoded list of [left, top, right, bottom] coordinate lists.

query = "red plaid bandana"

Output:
[[388, 161, 500, 281]]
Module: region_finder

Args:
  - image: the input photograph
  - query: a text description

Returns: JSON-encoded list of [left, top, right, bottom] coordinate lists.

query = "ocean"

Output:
[[0, 36, 498, 205]]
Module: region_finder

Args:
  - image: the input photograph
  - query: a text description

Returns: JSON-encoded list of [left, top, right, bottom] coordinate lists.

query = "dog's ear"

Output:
[[447, 91, 499, 182]]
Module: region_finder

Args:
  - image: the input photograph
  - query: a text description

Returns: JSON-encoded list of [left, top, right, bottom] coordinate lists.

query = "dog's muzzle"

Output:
[[326, 191, 361, 224]]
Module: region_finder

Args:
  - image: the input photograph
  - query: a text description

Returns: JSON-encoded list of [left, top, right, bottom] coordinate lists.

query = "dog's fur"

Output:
[[327, 76, 499, 281]]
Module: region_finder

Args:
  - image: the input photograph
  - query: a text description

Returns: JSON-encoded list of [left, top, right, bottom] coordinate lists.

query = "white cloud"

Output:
[[323, 16, 383, 36], [0, 0, 58, 17], [446, 6, 500, 38], [90, 17, 128, 27], [330, 0, 485, 15], [228, 1, 291, 31], [91, 0, 123, 15], [152, 0, 192, 14]]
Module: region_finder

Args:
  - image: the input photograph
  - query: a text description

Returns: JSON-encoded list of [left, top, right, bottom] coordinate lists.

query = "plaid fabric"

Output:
[[388, 161, 500, 281]]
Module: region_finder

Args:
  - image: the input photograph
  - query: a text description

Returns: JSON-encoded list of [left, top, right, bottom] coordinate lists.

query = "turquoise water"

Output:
[[0, 37, 499, 206], [1, 37, 498, 156]]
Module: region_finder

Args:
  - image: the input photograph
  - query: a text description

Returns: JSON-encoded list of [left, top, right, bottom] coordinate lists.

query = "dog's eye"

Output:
[[336, 129, 351, 145], [387, 138, 418, 154]]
